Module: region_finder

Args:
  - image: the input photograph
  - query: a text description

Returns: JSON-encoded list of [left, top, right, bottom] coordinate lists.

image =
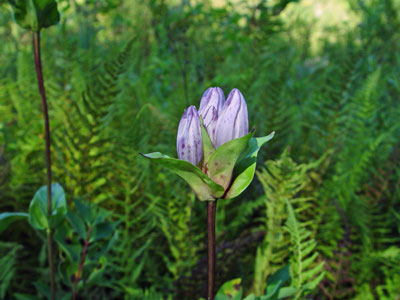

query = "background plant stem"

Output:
[[73, 226, 92, 300], [207, 200, 217, 300], [33, 31, 55, 300]]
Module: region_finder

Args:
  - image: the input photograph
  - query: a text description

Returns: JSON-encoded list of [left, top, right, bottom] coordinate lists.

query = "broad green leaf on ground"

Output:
[[226, 132, 274, 199], [140, 152, 224, 201], [0, 212, 28, 234], [207, 131, 254, 191], [8, 0, 60, 31], [264, 264, 290, 299], [215, 278, 243, 300], [28, 183, 67, 230]]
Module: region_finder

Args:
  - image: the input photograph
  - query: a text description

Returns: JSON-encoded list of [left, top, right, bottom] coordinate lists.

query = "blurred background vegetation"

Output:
[[1, 0, 400, 299]]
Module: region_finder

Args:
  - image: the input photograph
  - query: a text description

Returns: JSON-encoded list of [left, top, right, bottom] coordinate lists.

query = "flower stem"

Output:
[[207, 200, 217, 300], [73, 226, 92, 300], [33, 31, 55, 300]]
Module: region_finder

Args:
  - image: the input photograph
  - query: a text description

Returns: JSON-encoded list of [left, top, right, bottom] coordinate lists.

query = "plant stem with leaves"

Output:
[[73, 226, 92, 300], [207, 201, 217, 300], [33, 31, 55, 300]]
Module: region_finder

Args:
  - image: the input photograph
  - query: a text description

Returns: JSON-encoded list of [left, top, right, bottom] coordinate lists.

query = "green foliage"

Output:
[[1, 0, 400, 299], [28, 183, 66, 230], [250, 149, 323, 295], [141, 152, 225, 201], [207, 132, 254, 191], [0, 242, 22, 298], [215, 278, 243, 300], [227, 133, 275, 199], [7, 0, 60, 31], [54, 199, 117, 296], [0, 212, 27, 233], [285, 200, 324, 298]]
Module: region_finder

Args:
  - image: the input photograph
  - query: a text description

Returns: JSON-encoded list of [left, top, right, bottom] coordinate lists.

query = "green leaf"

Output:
[[275, 287, 299, 299], [86, 256, 107, 286], [14, 294, 41, 300], [74, 198, 93, 224], [0, 212, 28, 234], [53, 222, 80, 262], [207, 132, 254, 191], [28, 183, 67, 230], [91, 222, 114, 242], [243, 295, 258, 300], [226, 132, 274, 199], [215, 278, 243, 300], [66, 210, 86, 239], [33, 281, 50, 299], [264, 264, 290, 299], [140, 152, 224, 201], [8, 0, 60, 32], [200, 117, 216, 164]]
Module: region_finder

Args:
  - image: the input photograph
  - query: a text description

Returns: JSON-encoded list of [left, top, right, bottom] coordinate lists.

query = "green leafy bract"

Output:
[[200, 117, 216, 164], [140, 152, 224, 201], [226, 132, 275, 199], [28, 183, 67, 230], [207, 132, 254, 191], [8, 0, 60, 32]]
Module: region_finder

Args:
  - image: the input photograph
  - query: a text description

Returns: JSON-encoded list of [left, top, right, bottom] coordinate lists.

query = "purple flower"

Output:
[[177, 106, 203, 165], [213, 88, 248, 148], [199, 87, 225, 142]]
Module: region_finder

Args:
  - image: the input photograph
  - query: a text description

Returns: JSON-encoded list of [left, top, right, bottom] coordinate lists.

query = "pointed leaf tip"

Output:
[[225, 132, 274, 199]]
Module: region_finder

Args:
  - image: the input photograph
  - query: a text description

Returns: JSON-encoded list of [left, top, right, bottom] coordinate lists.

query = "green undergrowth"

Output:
[[0, 0, 400, 299]]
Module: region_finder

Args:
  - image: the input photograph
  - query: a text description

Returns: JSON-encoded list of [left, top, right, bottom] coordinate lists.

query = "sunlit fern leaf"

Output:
[[285, 200, 325, 299], [250, 149, 323, 296]]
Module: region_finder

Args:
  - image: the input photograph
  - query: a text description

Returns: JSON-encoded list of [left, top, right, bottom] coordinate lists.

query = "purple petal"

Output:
[[213, 89, 248, 148], [177, 106, 203, 165], [203, 106, 218, 142], [199, 87, 225, 118]]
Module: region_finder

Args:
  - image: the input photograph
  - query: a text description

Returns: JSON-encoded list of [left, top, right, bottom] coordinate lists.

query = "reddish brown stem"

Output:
[[33, 31, 55, 300], [207, 201, 217, 300], [73, 226, 92, 300]]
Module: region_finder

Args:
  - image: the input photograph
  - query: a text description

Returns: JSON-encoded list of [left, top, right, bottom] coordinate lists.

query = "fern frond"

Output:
[[285, 200, 325, 298]]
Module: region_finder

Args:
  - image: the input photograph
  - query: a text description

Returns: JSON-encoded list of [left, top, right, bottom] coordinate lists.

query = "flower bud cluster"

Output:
[[177, 87, 248, 165]]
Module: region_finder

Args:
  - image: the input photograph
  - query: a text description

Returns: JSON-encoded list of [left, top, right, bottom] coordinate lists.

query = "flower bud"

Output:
[[213, 88, 248, 148], [199, 87, 225, 121], [202, 105, 218, 142], [177, 106, 203, 165], [199, 87, 225, 141]]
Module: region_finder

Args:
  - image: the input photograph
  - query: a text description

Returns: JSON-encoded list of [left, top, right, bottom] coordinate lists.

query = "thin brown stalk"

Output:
[[73, 226, 92, 300], [207, 201, 217, 300], [33, 31, 55, 300]]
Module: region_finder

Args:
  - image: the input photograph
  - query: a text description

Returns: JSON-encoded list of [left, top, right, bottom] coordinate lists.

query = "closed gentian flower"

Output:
[[213, 88, 248, 148], [199, 87, 225, 141], [177, 105, 203, 165]]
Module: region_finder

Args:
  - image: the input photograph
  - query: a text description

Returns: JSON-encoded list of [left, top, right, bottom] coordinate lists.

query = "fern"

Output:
[[0, 242, 22, 299], [250, 149, 323, 295], [285, 200, 325, 298], [53, 40, 134, 201]]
